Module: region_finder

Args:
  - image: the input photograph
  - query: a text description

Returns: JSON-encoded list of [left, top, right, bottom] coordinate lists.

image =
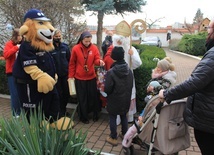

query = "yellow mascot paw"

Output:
[[50, 117, 74, 130], [38, 73, 56, 93]]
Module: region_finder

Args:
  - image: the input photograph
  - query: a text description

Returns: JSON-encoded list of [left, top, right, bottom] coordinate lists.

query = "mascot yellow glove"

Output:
[[50, 117, 74, 130], [24, 65, 56, 93]]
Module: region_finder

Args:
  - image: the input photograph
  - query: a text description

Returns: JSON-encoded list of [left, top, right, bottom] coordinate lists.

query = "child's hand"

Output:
[[138, 116, 143, 122], [138, 116, 144, 127]]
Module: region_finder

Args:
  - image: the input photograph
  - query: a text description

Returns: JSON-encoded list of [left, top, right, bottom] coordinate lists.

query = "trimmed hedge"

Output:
[[177, 32, 207, 56], [0, 60, 9, 95]]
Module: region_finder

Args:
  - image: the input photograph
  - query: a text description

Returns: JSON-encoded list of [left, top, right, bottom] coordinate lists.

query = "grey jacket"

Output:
[[164, 47, 214, 134]]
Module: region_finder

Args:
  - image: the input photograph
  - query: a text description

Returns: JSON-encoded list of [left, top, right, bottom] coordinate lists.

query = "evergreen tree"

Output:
[[81, 0, 147, 54], [193, 8, 203, 24]]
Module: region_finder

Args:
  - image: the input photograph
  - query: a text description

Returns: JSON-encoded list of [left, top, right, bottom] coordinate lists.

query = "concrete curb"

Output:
[[169, 49, 202, 60], [0, 94, 10, 99]]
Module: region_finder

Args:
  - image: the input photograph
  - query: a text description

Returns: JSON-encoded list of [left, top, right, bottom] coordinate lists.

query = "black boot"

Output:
[[93, 112, 99, 122]]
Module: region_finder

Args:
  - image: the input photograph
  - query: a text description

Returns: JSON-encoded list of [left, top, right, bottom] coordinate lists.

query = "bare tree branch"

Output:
[[0, 0, 86, 54]]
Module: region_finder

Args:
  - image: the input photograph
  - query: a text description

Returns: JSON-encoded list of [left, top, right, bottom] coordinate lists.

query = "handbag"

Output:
[[96, 66, 107, 107], [96, 66, 107, 93]]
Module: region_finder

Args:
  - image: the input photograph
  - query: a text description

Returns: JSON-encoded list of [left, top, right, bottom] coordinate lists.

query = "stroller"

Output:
[[122, 95, 190, 155]]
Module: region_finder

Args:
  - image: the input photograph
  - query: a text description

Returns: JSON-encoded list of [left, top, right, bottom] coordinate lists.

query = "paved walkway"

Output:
[[0, 48, 201, 155]]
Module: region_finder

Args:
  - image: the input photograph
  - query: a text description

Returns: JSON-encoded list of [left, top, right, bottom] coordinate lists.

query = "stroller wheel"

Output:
[[123, 145, 134, 155], [132, 136, 142, 145], [123, 146, 131, 155], [130, 145, 135, 155]]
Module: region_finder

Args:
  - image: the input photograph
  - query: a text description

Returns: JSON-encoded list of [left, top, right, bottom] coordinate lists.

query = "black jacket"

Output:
[[50, 42, 70, 77], [101, 36, 112, 57], [164, 47, 214, 134], [104, 61, 133, 115]]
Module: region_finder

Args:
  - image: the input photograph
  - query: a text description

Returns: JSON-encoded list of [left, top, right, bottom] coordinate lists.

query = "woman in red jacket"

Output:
[[3, 28, 22, 117], [68, 31, 105, 124]]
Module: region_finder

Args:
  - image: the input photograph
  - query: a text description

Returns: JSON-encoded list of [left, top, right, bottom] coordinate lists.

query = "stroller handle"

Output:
[[155, 101, 164, 114]]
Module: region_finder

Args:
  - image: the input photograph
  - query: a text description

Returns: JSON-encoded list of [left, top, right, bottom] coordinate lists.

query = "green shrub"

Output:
[[178, 32, 207, 56], [133, 44, 166, 112], [0, 60, 9, 95]]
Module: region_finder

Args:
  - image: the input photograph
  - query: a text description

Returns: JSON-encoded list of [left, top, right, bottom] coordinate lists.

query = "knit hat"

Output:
[[149, 81, 161, 88], [157, 59, 170, 71], [111, 46, 124, 61], [24, 9, 50, 22]]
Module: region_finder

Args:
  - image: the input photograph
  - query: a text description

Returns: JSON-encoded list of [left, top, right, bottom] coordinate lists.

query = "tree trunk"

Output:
[[97, 11, 104, 56]]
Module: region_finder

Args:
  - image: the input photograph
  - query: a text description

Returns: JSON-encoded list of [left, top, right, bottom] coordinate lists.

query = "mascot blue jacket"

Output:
[[13, 9, 73, 130]]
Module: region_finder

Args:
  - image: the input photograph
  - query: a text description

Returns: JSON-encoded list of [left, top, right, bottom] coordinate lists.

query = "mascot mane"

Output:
[[20, 19, 54, 51]]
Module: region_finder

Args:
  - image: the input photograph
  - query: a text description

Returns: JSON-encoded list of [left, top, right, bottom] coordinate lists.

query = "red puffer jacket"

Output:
[[103, 45, 114, 71], [3, 40, 19, 74], [69, 42, 102, 80]]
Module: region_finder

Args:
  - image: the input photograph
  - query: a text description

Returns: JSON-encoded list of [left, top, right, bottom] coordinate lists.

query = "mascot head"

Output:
[[20, 9, 55, 51]]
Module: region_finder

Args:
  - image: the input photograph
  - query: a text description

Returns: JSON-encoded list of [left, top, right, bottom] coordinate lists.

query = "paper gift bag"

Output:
[[68, 78, 76, 96]]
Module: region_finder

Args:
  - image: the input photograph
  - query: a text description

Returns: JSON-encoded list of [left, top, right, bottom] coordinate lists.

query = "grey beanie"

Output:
[[157, 59, 170, 71]]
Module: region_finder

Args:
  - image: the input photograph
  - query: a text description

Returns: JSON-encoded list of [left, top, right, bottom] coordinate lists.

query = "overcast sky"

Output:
[[86, 0, 214, 27]]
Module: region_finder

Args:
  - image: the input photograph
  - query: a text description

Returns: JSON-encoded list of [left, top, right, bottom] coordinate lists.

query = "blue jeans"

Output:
[[7, 75, 21, 116], [109, 113, 128, 139]]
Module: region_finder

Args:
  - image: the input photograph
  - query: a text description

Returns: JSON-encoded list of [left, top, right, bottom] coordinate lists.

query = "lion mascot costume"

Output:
[[13, 9, 73, 130]]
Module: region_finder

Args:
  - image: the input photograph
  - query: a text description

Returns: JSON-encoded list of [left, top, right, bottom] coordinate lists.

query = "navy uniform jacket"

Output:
[[13, 41, 56, 81], [50, 42, 70, 77]]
